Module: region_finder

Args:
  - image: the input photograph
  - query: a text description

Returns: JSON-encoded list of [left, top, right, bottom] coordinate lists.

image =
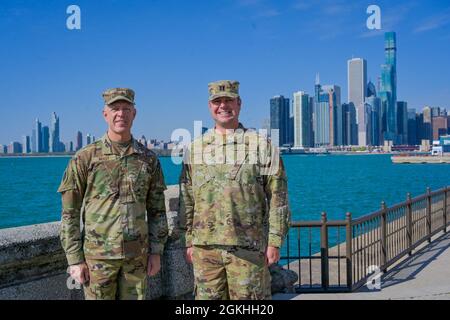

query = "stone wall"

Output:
[[0, 185, 296, 300]]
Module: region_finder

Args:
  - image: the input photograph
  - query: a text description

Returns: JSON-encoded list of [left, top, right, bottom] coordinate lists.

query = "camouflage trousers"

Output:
[[83, 255, 148, 300], [192, 245, 271, 300]]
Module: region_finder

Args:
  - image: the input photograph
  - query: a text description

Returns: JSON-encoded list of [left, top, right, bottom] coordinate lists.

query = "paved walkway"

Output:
[[274, 231, 450, 300]]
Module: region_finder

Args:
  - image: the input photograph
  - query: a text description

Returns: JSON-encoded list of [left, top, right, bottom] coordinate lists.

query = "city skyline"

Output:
[[267, 30, 450, 150], [1, 1, 449, 144]]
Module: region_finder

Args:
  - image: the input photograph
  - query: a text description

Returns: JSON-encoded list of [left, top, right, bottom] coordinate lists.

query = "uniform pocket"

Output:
[[87, 161, 118, 199], [192, 167, 214, 189]]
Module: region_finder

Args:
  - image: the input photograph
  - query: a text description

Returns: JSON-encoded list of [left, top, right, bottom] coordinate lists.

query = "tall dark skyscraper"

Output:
[[366, 96, 381, 146], [42, 126, 50, 153], [367, 81, 377, 98], [407, 109, 418, 145], [50, 112, 60, 153], [76, 131, 83, 151], [419, 107, 433, 143], [35, 119, 42, 153], [341, 103, 358, 146], [270, 95, 290, 147], [380, 32, 398, 144], [397, 101, 408, 144]]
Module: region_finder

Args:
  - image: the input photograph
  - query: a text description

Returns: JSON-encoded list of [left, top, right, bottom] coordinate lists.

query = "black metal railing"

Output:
[[281, 186, 450, 293]]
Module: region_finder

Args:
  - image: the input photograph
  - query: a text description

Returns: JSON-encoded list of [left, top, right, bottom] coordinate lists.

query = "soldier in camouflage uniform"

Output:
[[179, 80, 290, 300], [58, 88, 168, 300]]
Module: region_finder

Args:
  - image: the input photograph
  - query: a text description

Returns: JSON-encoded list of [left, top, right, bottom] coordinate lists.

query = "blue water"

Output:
[[1, 154, 449, 257], [0, 156, 180, 229]]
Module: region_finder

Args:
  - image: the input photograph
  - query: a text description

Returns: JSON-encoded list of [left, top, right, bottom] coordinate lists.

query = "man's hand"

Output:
[[185, 247, 193, 264], [147, 254, 161, 277], [69, 262, 90, 284], [265, 246, 280, 266]]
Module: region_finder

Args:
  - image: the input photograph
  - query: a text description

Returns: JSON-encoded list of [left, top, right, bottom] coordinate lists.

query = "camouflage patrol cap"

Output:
[[102, 88, 135, 105], [208, 80, 240, 101]]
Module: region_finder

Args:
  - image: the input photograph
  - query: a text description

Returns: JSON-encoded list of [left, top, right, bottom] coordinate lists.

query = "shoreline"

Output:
[[1, 151, 399, 159]]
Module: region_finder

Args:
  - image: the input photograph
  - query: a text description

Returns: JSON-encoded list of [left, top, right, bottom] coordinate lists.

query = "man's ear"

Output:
[[102, 106, 108, 121]]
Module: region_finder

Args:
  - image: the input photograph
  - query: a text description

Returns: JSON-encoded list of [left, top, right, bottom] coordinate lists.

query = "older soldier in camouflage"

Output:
[[179, 80, 290, 300], [58, 88, 168, 300]]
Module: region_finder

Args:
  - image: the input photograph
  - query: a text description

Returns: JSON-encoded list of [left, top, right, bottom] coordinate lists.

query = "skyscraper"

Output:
[[31, 129, 36, 153], [22, 135, 31, 154], [42, 126, 50, 153], [35, 119, 42, 153], [270, 95, 290, 147], [380, 32, 398, 143], [50, 112, 60, 153], [322, 85, 341, 146], [366, 96, 381, 146], [313, 76, 332, 147], [76, 131, 83, 151], [432, 116, 448, 140], [86, 134, 92, 146], [421, 106, 433, 143], [342, 103, 358, 146], [407, 109, 418, 146], [396, 101, 408, 144], [431, 107, 440, 118], [293, 91, 312, 148], [8, 142, 22, 154], [348, 58, 367, 146], [367, 80, 376, 98]]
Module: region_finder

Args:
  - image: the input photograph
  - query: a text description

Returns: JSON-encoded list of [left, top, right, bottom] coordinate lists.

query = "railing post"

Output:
[[381, 201, 387, 273], [444, 187, 448, 233], [406, 193, 413, 256], [427, 187, 432, 243], [320, 212, 329, 290], [345, 212, 353, 291]]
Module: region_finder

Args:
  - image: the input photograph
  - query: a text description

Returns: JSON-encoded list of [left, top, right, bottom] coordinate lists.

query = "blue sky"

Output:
[[1, 0, 450, 144]]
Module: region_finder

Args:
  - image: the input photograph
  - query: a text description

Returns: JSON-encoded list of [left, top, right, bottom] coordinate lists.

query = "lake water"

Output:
[[1, 154, 449, 256]]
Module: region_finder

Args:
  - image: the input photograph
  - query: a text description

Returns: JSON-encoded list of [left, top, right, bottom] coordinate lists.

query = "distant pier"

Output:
[[392, 155, 450, 164]]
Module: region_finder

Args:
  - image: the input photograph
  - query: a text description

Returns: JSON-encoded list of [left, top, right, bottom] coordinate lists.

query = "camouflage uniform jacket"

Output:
[[179, 124, 290, 252], [58, 134, 168, 265]]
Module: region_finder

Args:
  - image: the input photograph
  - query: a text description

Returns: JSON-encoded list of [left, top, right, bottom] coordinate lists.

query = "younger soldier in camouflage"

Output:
[[58, 88, 168, 300], [179, 80, 290, 300]]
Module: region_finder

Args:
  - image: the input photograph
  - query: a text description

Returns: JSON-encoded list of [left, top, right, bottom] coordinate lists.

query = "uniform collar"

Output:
[[100, 133, 144, 156], [203, 123, 247, 145]]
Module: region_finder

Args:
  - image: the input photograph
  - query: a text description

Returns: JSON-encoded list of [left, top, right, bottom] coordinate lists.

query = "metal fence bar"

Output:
[[407, 193, 412, 256], [346, 213, 352, 290], [427, 187, 432, 243], [444, 187, 448, 231], [297, 227, 301, 287], [337, 226, 341, 287], [381, 201, 387, 272], [309, 227, 312, 288], [320, 212, 329, 290]]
